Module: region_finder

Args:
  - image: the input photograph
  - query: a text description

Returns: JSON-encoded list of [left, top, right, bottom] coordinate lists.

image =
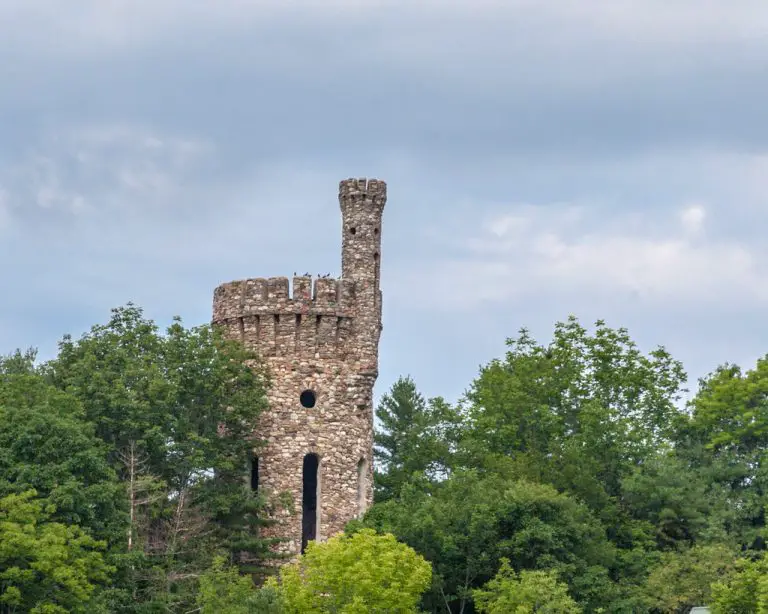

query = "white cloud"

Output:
[[0, 0, 767, 410], [680, 204, 706, 235], [0, 123, 213, 222], [396, 193, 768, 311], [0, 122, 362, 312]]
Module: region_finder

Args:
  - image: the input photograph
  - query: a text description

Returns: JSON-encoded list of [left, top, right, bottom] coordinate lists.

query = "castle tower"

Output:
[[211, 178, 385, 557]]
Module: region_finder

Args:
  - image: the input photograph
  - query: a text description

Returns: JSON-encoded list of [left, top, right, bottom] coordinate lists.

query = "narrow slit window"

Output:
[[302, 453, 320, 553], [250, 454, 259, 492], [357, 457, 369, 517]]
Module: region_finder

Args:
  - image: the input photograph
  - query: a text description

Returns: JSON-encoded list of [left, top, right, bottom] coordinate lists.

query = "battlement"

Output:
[[338, 178, 387, 208], [212, 275, 356, 322], [212, 274, 359, 361]]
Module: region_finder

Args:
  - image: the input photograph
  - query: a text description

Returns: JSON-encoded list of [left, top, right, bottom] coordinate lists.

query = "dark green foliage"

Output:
[[1, 305, 275, 612], [684, 359, 768, 551], [360, 316, 768, 612], [0, 349, 126, 546], [361, 470, 619, 612], [461, 317, 688, 503], [374, 376, 460, 501], [7, 305, 768, 612], [44, 305, 275, 610], [620, 452, 728, 549]]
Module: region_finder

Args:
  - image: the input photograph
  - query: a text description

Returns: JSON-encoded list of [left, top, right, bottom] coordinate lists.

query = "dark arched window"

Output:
[[302, 453, 320, 553]]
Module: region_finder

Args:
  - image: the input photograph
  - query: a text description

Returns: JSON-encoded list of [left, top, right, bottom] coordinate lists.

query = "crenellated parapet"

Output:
[[213, 275, 357, 320], [212, 275, 359, 360], [338, 178, 386, 209]]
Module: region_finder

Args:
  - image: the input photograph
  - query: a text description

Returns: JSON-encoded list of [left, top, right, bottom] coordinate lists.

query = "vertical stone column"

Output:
[[339, 178, 385, 517]]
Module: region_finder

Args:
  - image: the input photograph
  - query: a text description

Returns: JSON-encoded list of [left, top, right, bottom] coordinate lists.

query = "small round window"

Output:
[[300, 389, 316, 408], [349, 227, 357, 235]]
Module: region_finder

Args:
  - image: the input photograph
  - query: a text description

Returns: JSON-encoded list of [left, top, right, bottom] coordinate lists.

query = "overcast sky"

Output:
[[2, 1, 768, 404]]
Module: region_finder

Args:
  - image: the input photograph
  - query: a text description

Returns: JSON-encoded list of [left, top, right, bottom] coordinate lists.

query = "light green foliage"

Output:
[[0, 490, 112, 614], [272, 528, 431, 613], [710, 555, 768, 613], [362, 470, 616, 613], [644, 544, 739, 613], [197, 556, 284, 614], [473, 558, 582, 614], [0, 351, 124, 544], [374, 376, 460, 502]]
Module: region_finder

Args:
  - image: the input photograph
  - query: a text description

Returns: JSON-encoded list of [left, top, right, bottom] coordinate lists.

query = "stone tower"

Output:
[[211, 178, 385, 557]]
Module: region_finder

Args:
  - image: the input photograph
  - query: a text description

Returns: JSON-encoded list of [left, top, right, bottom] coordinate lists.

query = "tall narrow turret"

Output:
[[340, 178, 385, 289], [339, 178, 385, 373]]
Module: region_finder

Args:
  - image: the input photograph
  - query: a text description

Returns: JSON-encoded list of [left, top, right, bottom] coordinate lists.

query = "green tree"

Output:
[[473, 558, 581, 614], [374, 376, 459, 502], [197, 556, 284, 614], [621, 451, 727, 549], [45, 305, 274, 610], [710, 555, 768, 613], [0, 490, 113, 614], [270, 528, 431, 613], [686, 359, 768, 549], [461, 317, 687, 508], [0, 353, 124, 545], [643, 544, 739, 613], [455, 317, 689, 599], [361, 470, 619, 613]]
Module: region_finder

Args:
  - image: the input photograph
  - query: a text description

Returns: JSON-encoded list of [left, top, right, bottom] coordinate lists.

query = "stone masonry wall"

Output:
[[212, 178, 385, 558]]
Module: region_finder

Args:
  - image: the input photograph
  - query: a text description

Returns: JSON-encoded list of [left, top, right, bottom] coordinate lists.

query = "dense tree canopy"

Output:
[[0, 305, 274, 612], [361, 470, 619, 612], [461, 318, 687, 502], [0, 352, 124, 544], [4, 306, 768, 611], [366, 316, 767, 612]]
